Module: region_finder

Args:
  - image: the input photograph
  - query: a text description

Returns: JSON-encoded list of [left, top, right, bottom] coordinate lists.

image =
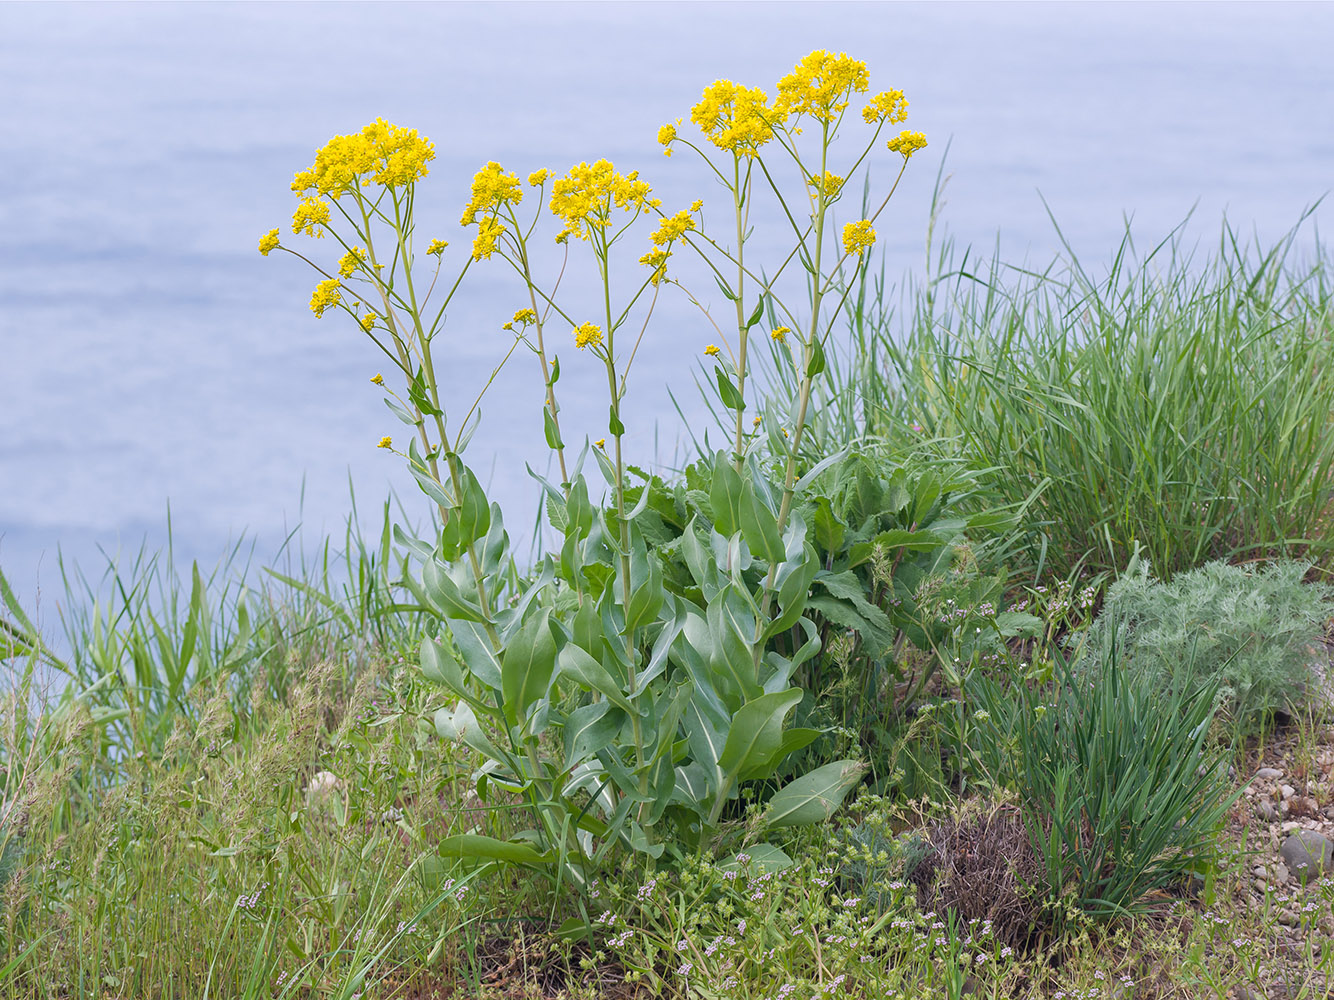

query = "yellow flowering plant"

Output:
[[263, 51, 923, 919], [655, 48, 924, 677]]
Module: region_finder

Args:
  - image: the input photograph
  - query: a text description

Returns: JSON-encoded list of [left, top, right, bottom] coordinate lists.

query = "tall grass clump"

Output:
[[968, 640, 1236, 936], [0, 490, 427, 778], [799, 203, 1334, 579]]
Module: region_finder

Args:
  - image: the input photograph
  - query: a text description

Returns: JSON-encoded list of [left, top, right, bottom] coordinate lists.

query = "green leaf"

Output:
[[714, 367, 746, 411], [545, 492, 569, 533], [449, 619, 504, 690], [763, 760, 867, 828], [383, 396, 421, 426], [806, 336, 826, 378], [433, 702, 500, 758], [717, 689, 802, 786], [548, 355, 561, 386], [608, 405, 625, 437], [392, 522, 434, 563], [623, 533, 664, 631], [714, 274, 738, 301], [437, 835, 551, 865], [716, 843, 792, 874], [805, 595, 894, 659], [410, 467, 455, 510], [408, 366, 443, 417], [417, 856, 453, 891], [745, 726, 820, 781], [558, 643, 632, 713], [708, 453, 744, 537], [543, 407, 564, 450], [770, 548, 819, 637], [740, 482, 784, 563], [500, 607, 558, 729], [455, 465, 491, 548], [810, 496, 843, 553], [420, 636, 465, 691], [420, 559, 486, 622], [564, 701, 624, 768], [994, 611, 1044, 638], [744, 297, 765, 330]]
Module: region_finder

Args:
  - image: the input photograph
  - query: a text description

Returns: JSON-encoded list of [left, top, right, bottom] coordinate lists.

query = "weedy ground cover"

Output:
[[3, 46, 1334, 1000]]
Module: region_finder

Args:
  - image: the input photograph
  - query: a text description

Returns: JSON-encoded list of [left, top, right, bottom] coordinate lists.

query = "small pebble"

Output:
[[1256, 767, 1284, 780], [1280, 783, 1296, 799]]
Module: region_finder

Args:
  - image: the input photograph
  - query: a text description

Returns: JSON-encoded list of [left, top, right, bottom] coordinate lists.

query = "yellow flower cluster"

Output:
[[862, 89, 909, 125], [528, 168, 549, 187], [771, 327, 790, 343], [337, 246, 367, 278], [309, 278, 342, 317], [292, 196, 331, 238], [650, 209, 697, 247], [690, 80, 782, 156], [377, 436, 393, 449], [472, 218, 506, 261], [807, 171, 844, 198], [512, 307, 538, 325], [690, 199, 703, 213], [460, 161, 523, 226], [887, 130, 929, 158], [371, 373, 384, 385], [639, 248, 670, 285], [291, 118, 435, 198], [657, 122, 678, 155], [549, 160, 656, 242], [704, 344, 720, 357], [775, 50, 869, 124], [841, 219, 877, 256], [257, 228, 281, 256], [573, 322, 604, 350], [426, 239, 448, 256]]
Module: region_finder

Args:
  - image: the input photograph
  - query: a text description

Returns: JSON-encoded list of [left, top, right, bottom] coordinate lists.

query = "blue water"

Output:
[[1, 1, 1331, 632]]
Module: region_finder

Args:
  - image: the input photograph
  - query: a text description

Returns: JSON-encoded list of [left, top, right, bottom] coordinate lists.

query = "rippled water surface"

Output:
[[2, 1, 1331, 616]]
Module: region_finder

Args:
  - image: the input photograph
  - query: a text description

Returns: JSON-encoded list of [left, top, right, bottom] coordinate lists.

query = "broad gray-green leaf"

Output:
[[716, 843, 792, 874], [449, 619, 503, 690], [434, 702, 499, 757], [420, 636, 465, 692], [421, 560, 486, 622], [763, 760, 868, 828], [564, 701, 624, 768], [558, 643, 633, 713], [717, 689, 802, 786], [500, 608, 558, 728], [437, 834, 551, 865]]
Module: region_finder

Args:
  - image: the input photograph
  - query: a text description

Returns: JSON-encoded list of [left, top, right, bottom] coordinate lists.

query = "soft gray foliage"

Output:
[[1082, 558, 1334, 736]]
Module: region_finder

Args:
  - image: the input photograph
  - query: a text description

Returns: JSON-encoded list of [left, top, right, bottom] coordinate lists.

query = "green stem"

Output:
[[597, 223, 648, 804], [750, 123, 832, 677], [731, 156, 750, 469]]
